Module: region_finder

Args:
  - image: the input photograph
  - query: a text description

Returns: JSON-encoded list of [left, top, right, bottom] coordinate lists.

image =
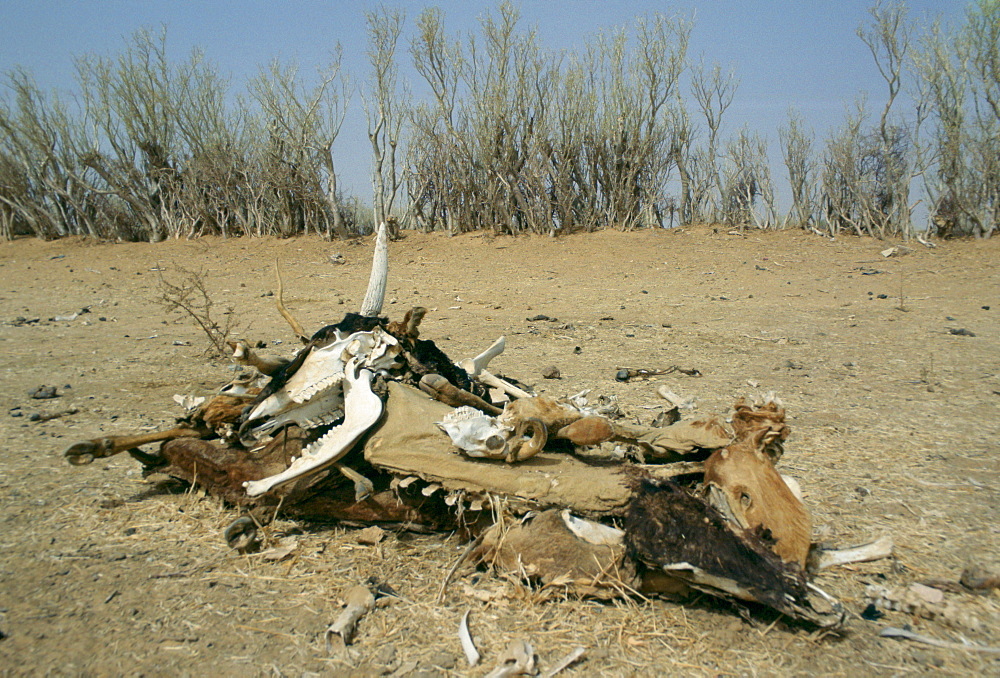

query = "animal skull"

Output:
[[239, 223, 396, 496], [437, 406, 547, 463]]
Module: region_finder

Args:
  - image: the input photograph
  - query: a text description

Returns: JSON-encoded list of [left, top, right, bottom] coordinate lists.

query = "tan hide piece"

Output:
[[612, 417, 733, 459], [364, 383, 634, 517], [703, 426, 812, 568], [472, 509, 639, 599]]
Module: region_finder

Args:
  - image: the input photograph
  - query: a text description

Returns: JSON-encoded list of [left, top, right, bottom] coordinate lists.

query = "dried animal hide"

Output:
[[625, 477, 841, 627], [366, 382, 637, 518], [153, 428, 451, 528], [472, 509, 639, 600], [730, 397, 788, 461], [703, 425, 812, 568], [608, 417, 733, 460]]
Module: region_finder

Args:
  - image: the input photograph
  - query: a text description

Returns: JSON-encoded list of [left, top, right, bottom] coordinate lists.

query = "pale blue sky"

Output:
[[0, 1, 968, 207]]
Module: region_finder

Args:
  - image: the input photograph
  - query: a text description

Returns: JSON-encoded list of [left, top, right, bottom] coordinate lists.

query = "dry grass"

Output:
[[0, 228, 997, 675]]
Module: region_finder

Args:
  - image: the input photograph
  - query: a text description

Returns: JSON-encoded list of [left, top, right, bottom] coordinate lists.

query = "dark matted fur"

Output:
[[624, 477, 809, 612]]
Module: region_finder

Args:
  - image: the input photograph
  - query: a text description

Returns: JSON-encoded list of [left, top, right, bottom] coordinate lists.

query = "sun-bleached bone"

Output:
[[458, 335, 533, 400], [458, 336, 506, 377], [438, 407, 514, 459], [244, 358, 383, 497], [244, 328, 399, 436], [359, 221, 388, 317], [250, 387, 345, 437], [437, 407, 547, 462]]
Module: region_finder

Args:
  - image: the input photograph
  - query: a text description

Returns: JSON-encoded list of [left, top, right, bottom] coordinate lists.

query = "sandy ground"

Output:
[[0, 226, 997, 676]]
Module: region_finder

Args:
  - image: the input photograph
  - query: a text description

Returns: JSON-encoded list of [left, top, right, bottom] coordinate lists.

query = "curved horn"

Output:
[[506, 417, 547, 463], [359, 221, 388, 317]]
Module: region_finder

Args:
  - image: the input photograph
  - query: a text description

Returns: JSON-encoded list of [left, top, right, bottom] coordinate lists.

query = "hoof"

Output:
[[64, 441, 101, 465], [224, 516, 259, 552]]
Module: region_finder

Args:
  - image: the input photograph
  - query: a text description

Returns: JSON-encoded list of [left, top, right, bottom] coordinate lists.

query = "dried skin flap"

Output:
[[624, 477, 833, 625], [364, 383, 634, 517], [704, 427, 812, 568], [613, 417, 733, 460], [472, 509, 638, 599]]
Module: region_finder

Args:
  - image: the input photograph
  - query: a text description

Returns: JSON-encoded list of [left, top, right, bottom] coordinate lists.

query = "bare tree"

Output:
[[857, 0, 914, 236], [690, 61, 739, 222], [365, 7, 406, 239], [779, 110, 818, 230], [250, 52, 350, 239]]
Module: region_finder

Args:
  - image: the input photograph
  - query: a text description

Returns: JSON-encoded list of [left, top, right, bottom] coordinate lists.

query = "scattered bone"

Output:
[[419, 373, 502, 415], [541, 647, 586, 678], [458, 609, 480, 667], [866, 584, 987, 632], [485, 640, 537, 678], [808, 536, 894, 572], [326, 584, 376, 651], [336, 463, 375, 501], [29, 407, 79, 422], [879, 627, 1000, 655], [173, 394, 207, 412], [460, 336, 507, 377], [227, 339, 291, 376], [615, 365, 701, 382]]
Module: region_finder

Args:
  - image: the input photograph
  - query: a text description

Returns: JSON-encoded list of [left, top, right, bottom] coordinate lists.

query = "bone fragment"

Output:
[[419, 373, 502, 415], [459, 337, 531, 399], [476, 369, 533, 400], [879, 627, 1000, 655], [809, 536, 893, 572], [459, 609, 480, 667], [541, 647, 586, 678], [228, 339, 290, 376], [459, 336, 506, 377], [244, 361, 383, 496], [560, 510, 624, 547], [326, 585, 376, 651], [485, 640, 537, 678], [359, 221, 388, 317], [335, 463, 375, 501]]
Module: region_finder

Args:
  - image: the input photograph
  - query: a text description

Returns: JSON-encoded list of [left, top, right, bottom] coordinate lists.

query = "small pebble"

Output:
[[541, 365, 561, 379]]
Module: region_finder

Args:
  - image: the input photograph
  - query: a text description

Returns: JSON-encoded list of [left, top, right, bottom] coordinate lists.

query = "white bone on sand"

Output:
[[459, 336, 533, 400]]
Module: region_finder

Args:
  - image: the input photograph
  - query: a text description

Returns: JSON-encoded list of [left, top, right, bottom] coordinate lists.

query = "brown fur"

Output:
[[556, 416, 615, 446], [625, 477, 810, 616], [473, 509, 638, 599], [703, 416, 811, 568], [500, 396, 582, 436]]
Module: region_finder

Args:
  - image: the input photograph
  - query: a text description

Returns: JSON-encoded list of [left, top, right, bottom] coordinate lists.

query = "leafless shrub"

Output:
[[913, 1, 999, 238], [156, 265, 239, 358]]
